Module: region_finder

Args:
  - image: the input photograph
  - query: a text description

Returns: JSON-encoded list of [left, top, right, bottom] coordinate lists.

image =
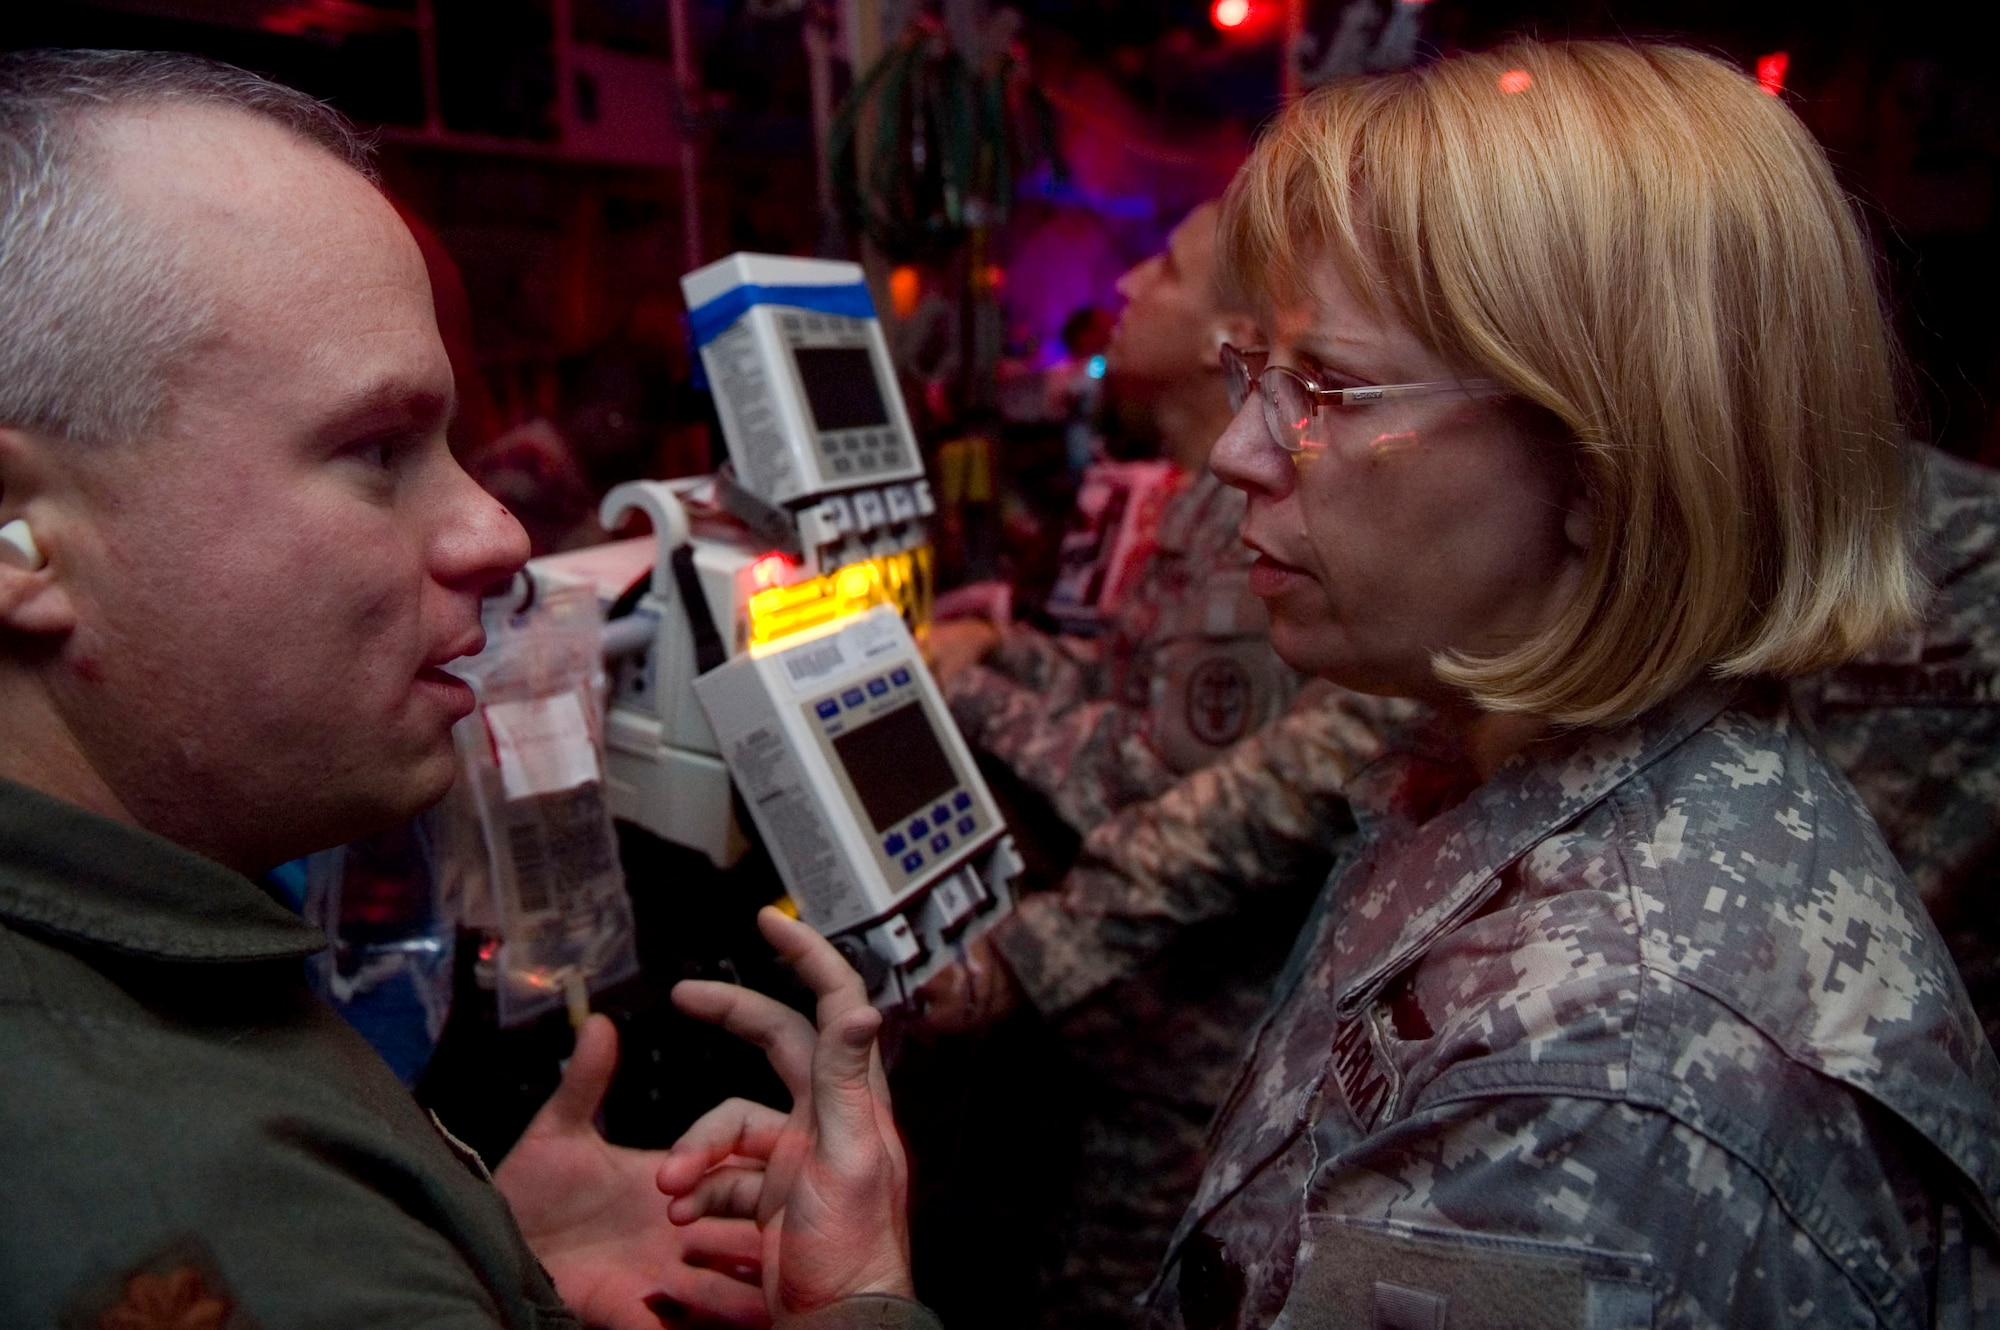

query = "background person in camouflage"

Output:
[[978, 682, 1416, 1329], [1804, 446, 2000, 1049], [927, 201, 1278, 834], [919, 202, 1345, 1329], [1159, 39, 2000, 1329]]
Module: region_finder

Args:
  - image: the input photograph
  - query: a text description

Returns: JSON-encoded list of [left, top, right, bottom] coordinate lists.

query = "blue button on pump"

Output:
[[867, 677, 889, 696], [891, 667, 912, 686], [816, 699, 840, 719], [930, 833, 950, 854], [957, 816, 976, 837], [931, 803, 951, 825], [885, 833, 906, 854], [901, 851, 924, 873], [952, 791, 972, 811], [842, 688, 865, 707], [909, 818, 928, 838]]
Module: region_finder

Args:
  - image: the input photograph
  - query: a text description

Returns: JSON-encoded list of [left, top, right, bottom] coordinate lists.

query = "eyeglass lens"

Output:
[[1264, 373, 1316, 452], [1221, 346, 1315, 453]]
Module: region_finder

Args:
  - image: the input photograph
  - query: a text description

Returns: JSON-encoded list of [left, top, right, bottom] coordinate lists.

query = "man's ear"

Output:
[[0, 427, 78, 636], [1211, 313, 1261, 361]]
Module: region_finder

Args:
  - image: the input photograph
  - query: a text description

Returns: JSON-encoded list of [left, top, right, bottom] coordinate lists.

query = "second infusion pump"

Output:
[[696, 605, 1013, 988], [687, 253, 923, 507]]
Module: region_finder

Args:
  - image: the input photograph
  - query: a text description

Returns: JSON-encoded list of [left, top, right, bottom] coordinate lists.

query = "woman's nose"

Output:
[[1207, 396, 1295, 498]]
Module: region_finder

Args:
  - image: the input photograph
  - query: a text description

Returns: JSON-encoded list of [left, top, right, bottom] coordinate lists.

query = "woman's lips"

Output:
[[1248, 552, 1313, 597]]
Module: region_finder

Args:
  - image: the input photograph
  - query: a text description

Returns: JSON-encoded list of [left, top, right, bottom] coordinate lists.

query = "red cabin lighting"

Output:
[[1757, 52, 1789, 97]]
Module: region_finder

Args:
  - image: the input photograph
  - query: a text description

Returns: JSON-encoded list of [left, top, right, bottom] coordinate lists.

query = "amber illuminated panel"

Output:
[[746, 545, 934, 646]]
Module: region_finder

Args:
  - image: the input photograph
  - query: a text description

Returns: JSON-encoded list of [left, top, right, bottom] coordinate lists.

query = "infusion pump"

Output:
[[515, 251, 1019, 1005], [686, 251, 924, 515], [697, 605, 1017, 991]]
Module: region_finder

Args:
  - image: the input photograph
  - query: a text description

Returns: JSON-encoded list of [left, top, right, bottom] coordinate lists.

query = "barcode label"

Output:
[[503, 785, 619, 915], [728, 726, 864, 924], [506, 816, 553, 912], [712, 322, 796, 495], [783, 637, 849, 690]]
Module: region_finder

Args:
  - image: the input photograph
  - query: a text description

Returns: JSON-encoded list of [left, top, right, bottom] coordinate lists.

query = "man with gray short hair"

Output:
[[0, 49, 816, 1329]]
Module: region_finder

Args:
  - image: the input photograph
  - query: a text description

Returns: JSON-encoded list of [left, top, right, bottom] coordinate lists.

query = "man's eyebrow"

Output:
[[316, 379, 456, 440]]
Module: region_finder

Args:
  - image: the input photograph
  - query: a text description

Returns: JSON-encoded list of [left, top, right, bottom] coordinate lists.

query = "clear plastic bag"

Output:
[[301, 814, 455, 1084], [451, 579, 639, 1027], [431, 766, 499, 935]]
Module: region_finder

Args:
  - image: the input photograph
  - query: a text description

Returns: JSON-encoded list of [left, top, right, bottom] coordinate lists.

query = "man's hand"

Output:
[[659, 908, 912, 1319], [494, 1015, 770, 1330], [908, 934, 1023, 1037], [923, 618, 1001, 687]]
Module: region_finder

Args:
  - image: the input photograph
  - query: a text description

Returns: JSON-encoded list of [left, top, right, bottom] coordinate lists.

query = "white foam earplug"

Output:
[[0, 519, 45, 571]]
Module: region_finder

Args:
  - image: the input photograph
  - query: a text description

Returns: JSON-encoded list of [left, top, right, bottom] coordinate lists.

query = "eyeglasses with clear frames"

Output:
[[1219, 343, 1504, 454]]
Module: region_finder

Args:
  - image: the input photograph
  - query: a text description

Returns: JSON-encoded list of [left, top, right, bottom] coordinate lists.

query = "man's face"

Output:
[[1105, 203, 1225, 383], [45, 106, 527, 872]]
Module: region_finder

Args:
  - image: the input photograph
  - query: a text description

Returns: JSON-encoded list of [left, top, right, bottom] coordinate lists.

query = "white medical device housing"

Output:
[[686, 253, 923, 510], [527, 476, 1018, 1007], [521, 484, 754, 870], [506, 252, 1020, 1006], [695, 604, 1015, 1002]]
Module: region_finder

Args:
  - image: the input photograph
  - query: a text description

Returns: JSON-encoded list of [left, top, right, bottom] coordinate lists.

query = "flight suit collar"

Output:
[[0, 777, 324, 963]]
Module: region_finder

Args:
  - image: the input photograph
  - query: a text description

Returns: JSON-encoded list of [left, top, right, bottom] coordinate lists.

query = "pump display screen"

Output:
[[793, 346, 891, 432], [830, 701, 957, 831]]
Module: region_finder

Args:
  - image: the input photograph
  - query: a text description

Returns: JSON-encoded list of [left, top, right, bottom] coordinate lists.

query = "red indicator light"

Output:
[[1497, 69, 1534, 95], [1212, 0, 1251, 29], [1757, 52, 1789, 97], [889, 265, 920, 320], [751, 554, 790, 588]]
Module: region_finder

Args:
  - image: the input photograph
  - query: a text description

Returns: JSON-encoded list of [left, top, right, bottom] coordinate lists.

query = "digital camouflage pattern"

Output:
[[990, 685, 1417, 1328], [946, 470, 1303, 833], [1800, 449, 2000, 1049], [1152, 682, 2000, 1330], [995, 682, 1420, 1063]]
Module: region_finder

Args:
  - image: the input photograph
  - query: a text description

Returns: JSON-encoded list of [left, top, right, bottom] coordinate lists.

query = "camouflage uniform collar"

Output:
[[0, 777, 325, 963], [1328, 681, 1741, 1014]]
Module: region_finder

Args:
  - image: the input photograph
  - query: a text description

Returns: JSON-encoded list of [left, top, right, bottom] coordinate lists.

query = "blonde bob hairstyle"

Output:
[[1218, 40, 1923, 727]]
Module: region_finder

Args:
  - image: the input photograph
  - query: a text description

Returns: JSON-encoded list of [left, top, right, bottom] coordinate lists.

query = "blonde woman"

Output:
[[1167, 39, 2000, 1330], [663, 40, 2000, 1330]]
